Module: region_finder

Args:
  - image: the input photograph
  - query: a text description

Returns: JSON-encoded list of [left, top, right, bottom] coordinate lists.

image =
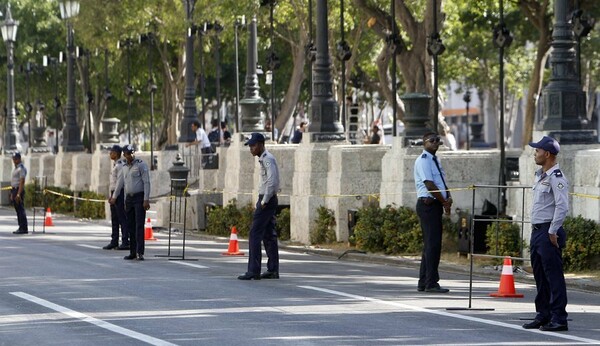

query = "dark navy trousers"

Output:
[[530, 223, 568, 324], [11, 188, 28, 231], [416, 198, 443, 289], [247, 195, 279, 275], [110, 189, 129, 246], [125, 192, 146, 256]]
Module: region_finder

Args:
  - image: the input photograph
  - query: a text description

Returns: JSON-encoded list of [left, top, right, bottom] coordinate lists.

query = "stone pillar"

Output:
[[54, 152, 75, 187], [308, 0, 344, 142], [240, 16, 265, 132], [539, 0, 594, 143]]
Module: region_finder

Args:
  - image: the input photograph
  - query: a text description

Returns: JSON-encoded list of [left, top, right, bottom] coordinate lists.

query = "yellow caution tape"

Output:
[[44, 189, 106, 203], [1, 186, 13, 191]]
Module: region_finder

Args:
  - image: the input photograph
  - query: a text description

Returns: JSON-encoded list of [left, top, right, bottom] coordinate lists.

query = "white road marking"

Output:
[[78, 244, 99, 249], [299, 285, 600, 345], [170, 261, 209, 269], [10, 292, 178, 346]]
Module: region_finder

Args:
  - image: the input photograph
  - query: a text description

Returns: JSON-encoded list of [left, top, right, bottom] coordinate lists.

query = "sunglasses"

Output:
[[425, 136, 441, 143]]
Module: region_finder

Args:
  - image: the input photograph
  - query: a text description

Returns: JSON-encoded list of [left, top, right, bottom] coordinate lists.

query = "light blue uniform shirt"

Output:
[[258, 150, 280, 204], [531, 163, 569, 235], [112, 158, 151, 201], [414, 150, 448, 199], [12, 163, 27, 188]]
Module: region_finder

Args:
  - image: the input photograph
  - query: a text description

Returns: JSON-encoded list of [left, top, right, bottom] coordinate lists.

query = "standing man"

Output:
[[413, 132, 452, 293], [291, 121, 307, 144], [11, 152, 28, 234], [186, 120, 213, 167], [103, 145, 129, 250], [238, 133, 280, 280], [110, 145, 151, 261], [523, 136, 569, 332]]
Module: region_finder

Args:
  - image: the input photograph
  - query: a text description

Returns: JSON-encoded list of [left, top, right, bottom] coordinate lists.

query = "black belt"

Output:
[[532, 222, 551, 231], [418, 197, 439, 203], [126, 191, 144, 198]]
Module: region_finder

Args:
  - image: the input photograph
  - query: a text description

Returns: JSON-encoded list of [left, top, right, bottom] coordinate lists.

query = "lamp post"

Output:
[[43, 54, 62, 152], [234, 16, 246, 134], [336, 0, 351, 137], [308, 0, 344, 141], [179, 0, 197, 143], [213, 21, 223, 142], [59, 0, 84, 152], [140, 31, 157, 170], [23, 62, 33, 150], [463, 90, 471, 150], [263, 0, 280, 141], [426, 0, 445, 134], [118, 38, 135, 143], [1, 4, 19, 153]]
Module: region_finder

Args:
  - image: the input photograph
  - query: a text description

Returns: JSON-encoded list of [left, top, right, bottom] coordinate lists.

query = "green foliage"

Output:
[[23, 184, 105, 219], [276, 207, 291, 241], [75, 191, 106, 219], [310, 206, 337, 245], [485, 220, 523, 262], [236, 203, 255, 239], [353, 203, 385, 252], [206, 199, 242, 237], [563, 216, 600, 272]]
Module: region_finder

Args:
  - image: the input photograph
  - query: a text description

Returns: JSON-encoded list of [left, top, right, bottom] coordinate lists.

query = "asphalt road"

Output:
[[1, 207, 600, 346]]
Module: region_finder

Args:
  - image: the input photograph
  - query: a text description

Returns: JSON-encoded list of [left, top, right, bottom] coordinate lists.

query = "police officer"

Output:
[[11, 152, 28, 234], [413, 132, 452, 293], [523, 136, 569, 332], [110, 145, 151, 261], [103, 145, 129, 250], [238, 133, 280, 280]]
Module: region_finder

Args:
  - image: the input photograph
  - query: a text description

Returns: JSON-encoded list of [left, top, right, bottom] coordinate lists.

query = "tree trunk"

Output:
[[274, 41, 307, 137]]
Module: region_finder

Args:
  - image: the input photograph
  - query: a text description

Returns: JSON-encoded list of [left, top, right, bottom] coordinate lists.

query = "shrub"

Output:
[[75, 191, 106, 219], [563, 215, 600, 271], [485, 220, 523, 262], [236, 203, 255, 238], [310, 206, 336, 244], [353, 203, 385, 251], [206, 199, 242, 237], [276, 207, 291, 241], [24, 184, 105, 218], [382, 206, 422, 255]]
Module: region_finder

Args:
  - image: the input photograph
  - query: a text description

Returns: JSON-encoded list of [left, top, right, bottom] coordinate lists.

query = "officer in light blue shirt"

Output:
[[523, 136, 569, 332], [238, 133, 280, 280], [413, 132, 452, 293]]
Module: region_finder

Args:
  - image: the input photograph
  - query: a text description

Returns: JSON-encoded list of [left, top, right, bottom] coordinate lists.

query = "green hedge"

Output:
[[563, 215, 600, 271], [310, 206, 337, 244], [485, 220, 523, 263], [205, 200, 291, 241], [24, 184, 105, 219]]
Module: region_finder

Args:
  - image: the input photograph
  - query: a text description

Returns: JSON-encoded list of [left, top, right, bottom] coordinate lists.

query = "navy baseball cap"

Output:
[[244, 133, 265, 146], [109, 144, 122, 154], [12, 151, 21, 159], [529, 136, 560, 155], [122, 144, 135, 154]]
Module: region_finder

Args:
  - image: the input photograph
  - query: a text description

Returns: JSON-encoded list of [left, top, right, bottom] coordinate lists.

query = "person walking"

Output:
[[11, 152, 28, 234], [103, 145, 129, 250], [238, 133, 280, 280], [522, 136, 569, 332], [110, 145, 151, 261], [413, 132, 452, 293]]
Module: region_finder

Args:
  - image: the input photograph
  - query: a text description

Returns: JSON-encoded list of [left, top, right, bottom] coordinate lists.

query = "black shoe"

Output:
[[260, 271, 279, 279], [425, 286, 450, 293], [522, 319, 548, 329], [124, 254, 136, 260], [103, 243, 118, 250], [539, 322, 568, 332], [237, 273, 261, 280], [117, 244, 130, 250], [417, 286, 426, 292], [13, 229, 28, 234], [136, 254, 144, 261]]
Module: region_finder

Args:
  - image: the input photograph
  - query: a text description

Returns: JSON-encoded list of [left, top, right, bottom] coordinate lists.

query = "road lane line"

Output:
[[299, 285, 600, 345], [170, 261, 209, 269], [10, 292, 178, 346], [78, 245, 99, 249]]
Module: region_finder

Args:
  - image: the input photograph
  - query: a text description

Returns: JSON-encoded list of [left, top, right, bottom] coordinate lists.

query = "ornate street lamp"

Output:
[[179, 0, 197, 143], [234, 16, 246, 134], [59, 0, 84, 152], [1, 4, 20, 153]]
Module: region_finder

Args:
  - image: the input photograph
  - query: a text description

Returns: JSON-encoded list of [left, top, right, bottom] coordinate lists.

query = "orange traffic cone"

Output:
[[44, 208, 54, 226], [490, 257, 524, 298], [144, 218, 157, 241], [222, 226, 244, 256]]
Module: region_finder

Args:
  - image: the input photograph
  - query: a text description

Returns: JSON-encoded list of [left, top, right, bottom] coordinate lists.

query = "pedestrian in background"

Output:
[[110, 145, 151, 261], [291, 121, 307, 144], [238, 133, 280, 280], [186, 120, 213, 168], [522, 136, 569, 332], [103, 145, 129, 250], [11, 152, 28, 234], [413, 132, 452, 293]]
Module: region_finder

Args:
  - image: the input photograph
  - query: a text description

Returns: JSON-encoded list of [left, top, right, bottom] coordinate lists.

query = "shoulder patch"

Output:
[[421, 154, 427, 158], [553, 169, 562, 177], [557, 182, 565, 190]]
